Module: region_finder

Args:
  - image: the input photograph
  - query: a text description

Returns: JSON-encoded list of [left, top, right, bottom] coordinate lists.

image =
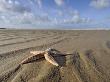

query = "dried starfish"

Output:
[[20, 48, 61, 66]]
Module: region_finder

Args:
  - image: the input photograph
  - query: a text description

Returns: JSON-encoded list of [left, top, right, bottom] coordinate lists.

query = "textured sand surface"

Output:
[[0, 30, 110, 82]]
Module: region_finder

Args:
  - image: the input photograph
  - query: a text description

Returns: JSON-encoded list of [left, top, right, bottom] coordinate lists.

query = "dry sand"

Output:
[[0, 29, 110, 82]]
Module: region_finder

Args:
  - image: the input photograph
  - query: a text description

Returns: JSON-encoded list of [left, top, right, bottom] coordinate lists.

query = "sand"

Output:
[[0, 29, 110, 82]]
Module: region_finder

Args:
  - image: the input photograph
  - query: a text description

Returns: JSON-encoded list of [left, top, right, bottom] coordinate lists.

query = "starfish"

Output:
[[20, 48, 62, 66]]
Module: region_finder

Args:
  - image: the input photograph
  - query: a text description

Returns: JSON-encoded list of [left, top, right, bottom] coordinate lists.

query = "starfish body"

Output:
[[44, 52, 59, 66], [20, 48, 60, 66]]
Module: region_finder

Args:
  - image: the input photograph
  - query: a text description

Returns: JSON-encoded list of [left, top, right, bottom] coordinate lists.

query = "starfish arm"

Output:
[[20, 55, 36, 65], [44, 52, 59, 66], [20, 53, 44, 65], [30, 51, 44, 55]]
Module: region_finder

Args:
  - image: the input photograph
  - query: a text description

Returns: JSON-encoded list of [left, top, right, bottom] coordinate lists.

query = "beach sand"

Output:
[[0, 29, 110, 82]]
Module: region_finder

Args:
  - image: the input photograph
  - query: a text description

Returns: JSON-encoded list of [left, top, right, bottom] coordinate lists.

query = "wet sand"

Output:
[[0, 29, 110, 82]]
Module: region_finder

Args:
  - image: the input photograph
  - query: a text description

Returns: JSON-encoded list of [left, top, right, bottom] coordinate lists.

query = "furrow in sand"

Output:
[[0, 38, 42, 47], [0, 37, 21, 41], [0, 33, 61, 47], [0, 37, 68, 55]]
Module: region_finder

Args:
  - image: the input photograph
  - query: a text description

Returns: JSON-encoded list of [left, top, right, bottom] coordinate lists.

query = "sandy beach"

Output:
[[0, 29, 110, 82]]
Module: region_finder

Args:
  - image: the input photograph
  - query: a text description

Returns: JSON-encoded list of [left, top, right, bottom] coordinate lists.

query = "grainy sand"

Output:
[[0, 29, 110, 82]]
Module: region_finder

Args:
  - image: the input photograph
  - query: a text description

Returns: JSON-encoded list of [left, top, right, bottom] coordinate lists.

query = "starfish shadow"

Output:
[[52, 54, 66, 67]]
